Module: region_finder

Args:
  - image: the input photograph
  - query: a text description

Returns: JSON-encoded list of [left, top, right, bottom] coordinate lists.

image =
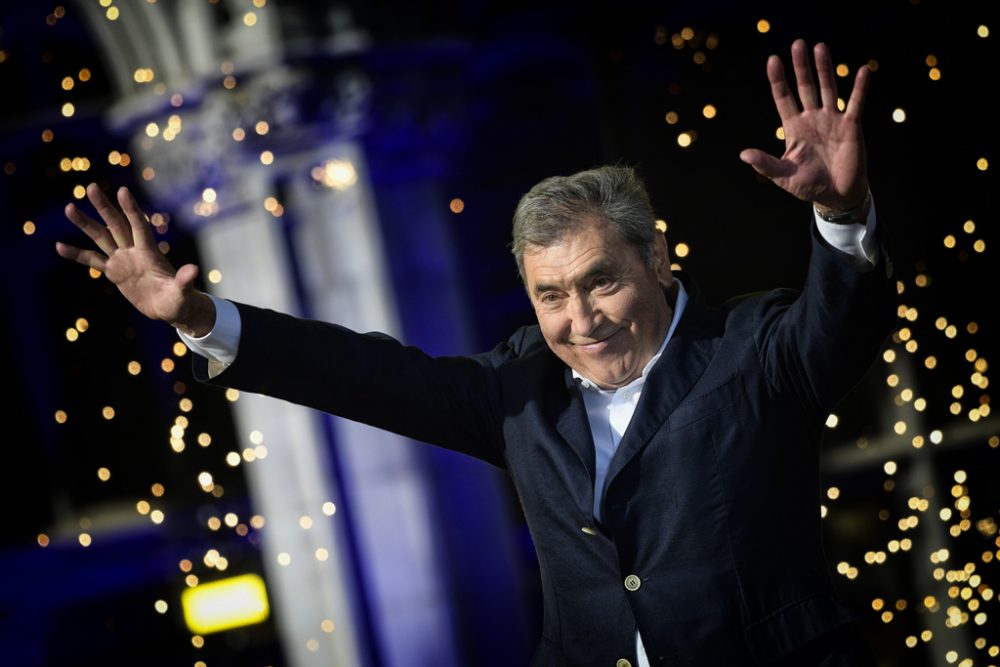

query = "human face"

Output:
[[523, 217, 674, 389]]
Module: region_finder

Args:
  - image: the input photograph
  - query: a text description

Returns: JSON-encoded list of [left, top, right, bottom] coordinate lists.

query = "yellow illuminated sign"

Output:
[[181, 573, 270, 634]]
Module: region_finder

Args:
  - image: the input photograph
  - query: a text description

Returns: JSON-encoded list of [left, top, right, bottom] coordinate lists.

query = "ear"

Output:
[[652, 232, 673, 288]]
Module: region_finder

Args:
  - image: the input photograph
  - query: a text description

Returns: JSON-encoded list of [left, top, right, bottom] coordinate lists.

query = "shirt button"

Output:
[[624, 574, 641, 591], [616, 659, 632, 667]]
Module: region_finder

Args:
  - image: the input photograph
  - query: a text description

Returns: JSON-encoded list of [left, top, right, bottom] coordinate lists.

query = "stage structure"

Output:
[[70, 1, 524, 665]]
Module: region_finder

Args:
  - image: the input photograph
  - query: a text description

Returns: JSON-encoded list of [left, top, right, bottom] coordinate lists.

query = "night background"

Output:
[[0, 1, 996, 666]]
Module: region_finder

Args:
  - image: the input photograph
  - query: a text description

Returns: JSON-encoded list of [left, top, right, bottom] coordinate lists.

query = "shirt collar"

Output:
[[572, 278, 689, 392]]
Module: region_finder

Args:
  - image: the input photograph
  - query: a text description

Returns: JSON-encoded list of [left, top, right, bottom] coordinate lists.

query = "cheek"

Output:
[[605, 291, 641, 326], [535, 311, 568, 346]]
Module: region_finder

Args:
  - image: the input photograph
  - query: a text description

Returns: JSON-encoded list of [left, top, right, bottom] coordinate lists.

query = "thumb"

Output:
[[739, 149, 789, 179], [175, 263, 200, 290], [739, 148, 762, 166]]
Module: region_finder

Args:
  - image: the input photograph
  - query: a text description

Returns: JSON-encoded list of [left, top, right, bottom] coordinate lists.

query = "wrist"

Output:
[[172, 291, 216, 338], [814, 189, 872, 225]]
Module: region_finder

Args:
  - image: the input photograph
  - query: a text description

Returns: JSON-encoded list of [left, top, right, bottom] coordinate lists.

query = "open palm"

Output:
[[56, 184, 206, 330], [740, 40, 870, 212]]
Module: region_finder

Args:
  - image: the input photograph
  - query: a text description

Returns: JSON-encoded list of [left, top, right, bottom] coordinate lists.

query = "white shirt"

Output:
[[178, 207, 877, 666]]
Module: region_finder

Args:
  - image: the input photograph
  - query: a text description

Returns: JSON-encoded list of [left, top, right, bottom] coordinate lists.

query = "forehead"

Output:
[[522, 219, 641, 288]]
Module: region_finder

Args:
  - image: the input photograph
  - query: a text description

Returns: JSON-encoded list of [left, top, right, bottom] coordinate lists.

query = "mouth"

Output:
[[573, 328, 622, 353]]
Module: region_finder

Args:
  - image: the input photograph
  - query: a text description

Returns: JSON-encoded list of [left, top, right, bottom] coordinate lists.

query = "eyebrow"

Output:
[[531, 259, 620, 296]]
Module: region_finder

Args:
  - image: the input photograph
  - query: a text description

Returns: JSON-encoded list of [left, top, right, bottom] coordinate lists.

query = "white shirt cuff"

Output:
[[176, 294, 241, 367], [813, 197, 878, 268]]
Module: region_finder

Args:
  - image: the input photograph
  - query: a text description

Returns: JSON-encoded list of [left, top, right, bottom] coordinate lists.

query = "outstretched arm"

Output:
[[740, 42, 895, 411], [740, 39, 871, 215], [56, 183, 216, 336]]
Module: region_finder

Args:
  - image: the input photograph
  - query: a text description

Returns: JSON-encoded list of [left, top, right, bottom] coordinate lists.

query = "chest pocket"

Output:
[[667, 374, 747, 432]]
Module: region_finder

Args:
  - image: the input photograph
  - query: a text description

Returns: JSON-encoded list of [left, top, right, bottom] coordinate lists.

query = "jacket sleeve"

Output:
[[192, 302, 509, 468], [752, 219, 897, 418]]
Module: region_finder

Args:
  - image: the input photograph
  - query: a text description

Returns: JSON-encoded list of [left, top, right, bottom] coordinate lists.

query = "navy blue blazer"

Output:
[[196, 223, 895, 666]]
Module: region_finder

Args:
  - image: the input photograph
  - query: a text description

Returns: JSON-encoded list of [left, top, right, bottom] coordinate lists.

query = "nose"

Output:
[[568, 293, 601, 339]]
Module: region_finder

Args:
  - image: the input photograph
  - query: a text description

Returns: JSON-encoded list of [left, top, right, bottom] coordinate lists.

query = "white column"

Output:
[[284, 143, 462, 667], [194, 183, 365, 667]]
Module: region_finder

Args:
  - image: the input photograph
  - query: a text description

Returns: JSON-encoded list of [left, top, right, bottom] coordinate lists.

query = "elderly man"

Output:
[[58, 40, 893, 666]]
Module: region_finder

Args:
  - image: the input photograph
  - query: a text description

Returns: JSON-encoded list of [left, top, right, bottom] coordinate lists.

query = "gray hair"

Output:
[[511, 165, 658, 282]]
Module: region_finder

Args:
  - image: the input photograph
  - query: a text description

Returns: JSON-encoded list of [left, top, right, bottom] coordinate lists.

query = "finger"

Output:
[[117, 187, 156, 249], [844, 63, 871, 121], [813, 43, 838, 110], [55, 242, 109, 272], [791, 39, 820, 110], [65, 202, 117, 256], [739, 148, 795, 179], [767, 55, 800, 122], [87, 183, 134, 249]]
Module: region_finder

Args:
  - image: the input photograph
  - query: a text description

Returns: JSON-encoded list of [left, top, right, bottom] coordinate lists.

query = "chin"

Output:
[[592, 367, 633, 389]]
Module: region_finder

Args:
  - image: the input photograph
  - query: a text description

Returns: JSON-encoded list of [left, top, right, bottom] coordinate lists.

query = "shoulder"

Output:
[[718, 288, 800, 333], [478, 325, 552, 368]]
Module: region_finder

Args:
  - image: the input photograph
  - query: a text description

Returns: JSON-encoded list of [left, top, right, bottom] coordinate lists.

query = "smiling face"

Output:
[[523, 216, 674, 389]]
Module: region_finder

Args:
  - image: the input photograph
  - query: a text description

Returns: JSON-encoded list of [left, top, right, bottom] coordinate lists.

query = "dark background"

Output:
[[0, 1, 997, 665]]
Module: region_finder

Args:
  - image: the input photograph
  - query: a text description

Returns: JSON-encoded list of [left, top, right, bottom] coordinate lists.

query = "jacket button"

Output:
[[581, 526, 598, 536], [616, 660, 632, 667], [624, 574, 641, 591]]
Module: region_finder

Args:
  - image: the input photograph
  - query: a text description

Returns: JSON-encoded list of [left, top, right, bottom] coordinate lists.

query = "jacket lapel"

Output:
[[555, 372, 597, 486]]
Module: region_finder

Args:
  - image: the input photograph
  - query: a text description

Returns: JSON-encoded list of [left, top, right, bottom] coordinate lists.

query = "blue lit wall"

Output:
[[1, 2, 997, 666]]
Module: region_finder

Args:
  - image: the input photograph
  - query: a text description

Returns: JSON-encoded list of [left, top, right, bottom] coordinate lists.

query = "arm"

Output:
[[56, 183, 216, 337], [198, 302, 507, 467], [57, 186, 505, 462], [754, 220, 895, 415], [739, 40, 894, 412]]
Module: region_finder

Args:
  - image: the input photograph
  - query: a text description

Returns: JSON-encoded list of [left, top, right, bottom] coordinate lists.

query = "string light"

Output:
[[18, 8, 995, 665]]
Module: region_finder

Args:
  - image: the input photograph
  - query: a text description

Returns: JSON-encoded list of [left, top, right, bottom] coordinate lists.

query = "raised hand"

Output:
[[739, 39, 870, 213], [56, 184, 216, 336]]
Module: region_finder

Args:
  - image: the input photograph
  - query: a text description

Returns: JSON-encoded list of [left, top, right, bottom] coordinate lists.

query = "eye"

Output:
[[538, 291, 571, 310], [592, 276, 613, 289]]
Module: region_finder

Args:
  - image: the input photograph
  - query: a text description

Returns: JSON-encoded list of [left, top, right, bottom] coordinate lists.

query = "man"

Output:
[[58, 40, 894, 666]]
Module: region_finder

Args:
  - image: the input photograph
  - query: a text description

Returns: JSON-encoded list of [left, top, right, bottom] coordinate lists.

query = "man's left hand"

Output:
[[739, 39, 870, 212]]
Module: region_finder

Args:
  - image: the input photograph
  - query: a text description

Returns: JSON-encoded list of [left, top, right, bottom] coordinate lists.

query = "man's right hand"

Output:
[[56, 183, 216, 337]]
